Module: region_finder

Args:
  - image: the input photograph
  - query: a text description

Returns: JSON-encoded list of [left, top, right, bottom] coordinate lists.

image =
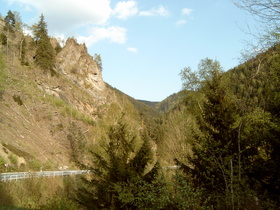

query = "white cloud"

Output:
[[182, 8, 192, 16], [77, 26, 127, 46], [139, 5, 169, 17], [176, 19, 186, 26], [127, 47, 138, 53], [54, 33, 67, 47], [22, 25, 33, 36], [113, 1, 138, 20], [157, 5, 169, 17], [8, 0, 112, 33]]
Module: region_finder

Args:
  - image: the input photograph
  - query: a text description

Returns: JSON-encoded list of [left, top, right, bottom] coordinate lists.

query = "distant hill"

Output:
[[106, 84, 160, 117], [154, 91, 186, 113], [137, 92, 186, 114], [137, 100, 159, 108]]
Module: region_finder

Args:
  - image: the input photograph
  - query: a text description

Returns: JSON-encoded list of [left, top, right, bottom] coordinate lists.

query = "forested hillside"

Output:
[[1, 2, 280, 209]]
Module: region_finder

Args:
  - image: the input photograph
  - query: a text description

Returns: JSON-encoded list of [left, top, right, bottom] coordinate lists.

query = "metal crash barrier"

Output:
[[0, 170, 90, 182]]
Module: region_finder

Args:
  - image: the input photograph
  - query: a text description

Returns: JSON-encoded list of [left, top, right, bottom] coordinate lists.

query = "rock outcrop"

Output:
[[55, 38, 106, 98]]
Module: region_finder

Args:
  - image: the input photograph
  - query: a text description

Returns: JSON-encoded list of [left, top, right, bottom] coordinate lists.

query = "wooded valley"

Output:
[[0, 1, 280, 209]]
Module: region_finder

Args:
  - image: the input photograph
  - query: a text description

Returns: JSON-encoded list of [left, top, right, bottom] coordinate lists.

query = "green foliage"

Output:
[[93, 53, 102, 71], [8, 153, 18, 165], [180, 58, 223, 91], [154, 91, 186, 113], [12, 95, 23, 106], [75, 116, 160, 209], [33, 14, 55, 72], [0, 33, 7, 45], [41, 196, 79, 210], [180, 58, 240, 208], [2, 144, 33, 162], [49, 96, 95, 125], [55, 44, 62, 54], [0, 182, 14, 207], [28, 159, 42, 171], [226, 46, 280, 206], [32, 14, 48, 42], [4, 10, 16, 33], [35, 35, 55, 71], [67, 122, 86, 164], [176, 50, 280, 208], [114, 172, 171, 209], [170, 173, 205, 209]]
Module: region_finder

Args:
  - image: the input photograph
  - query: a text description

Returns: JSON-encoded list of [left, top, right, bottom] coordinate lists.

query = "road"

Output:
[[0, 170, 90, 182]]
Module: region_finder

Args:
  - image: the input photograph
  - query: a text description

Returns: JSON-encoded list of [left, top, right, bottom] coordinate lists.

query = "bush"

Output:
[[12, 95, 23, 106], [0, 33, 7, 45], [28, 159, 42, 171], [8, 154, 18, 165]]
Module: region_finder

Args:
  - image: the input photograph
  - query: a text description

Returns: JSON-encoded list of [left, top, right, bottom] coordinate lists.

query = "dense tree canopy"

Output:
[[177, 54, 280, 208]]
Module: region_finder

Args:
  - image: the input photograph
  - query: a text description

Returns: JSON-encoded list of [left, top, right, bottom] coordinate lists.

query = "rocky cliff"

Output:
[[36, 37, 114, 120], [56, 38, 106, 95]]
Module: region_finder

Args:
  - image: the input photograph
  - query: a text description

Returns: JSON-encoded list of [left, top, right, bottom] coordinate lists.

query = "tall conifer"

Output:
[[75, 116, 159, 209], [33, 14, 54, 72]]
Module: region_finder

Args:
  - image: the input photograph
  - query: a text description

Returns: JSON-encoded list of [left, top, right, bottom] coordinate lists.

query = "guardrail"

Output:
[[0, 170, 90, 182], [0, 165, 180, 182]]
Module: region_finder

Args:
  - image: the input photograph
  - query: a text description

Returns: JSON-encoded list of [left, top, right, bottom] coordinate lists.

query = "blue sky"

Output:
[[0, 0, 258, 101]]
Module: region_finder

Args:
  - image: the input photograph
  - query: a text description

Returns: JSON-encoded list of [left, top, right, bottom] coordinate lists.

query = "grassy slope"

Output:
[[0, 34, 145, 173]]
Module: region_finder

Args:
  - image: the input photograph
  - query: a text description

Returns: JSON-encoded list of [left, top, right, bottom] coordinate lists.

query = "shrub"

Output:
[[8, 153, 18, 165], [13, 95, 23, 106], [0, 33, 7, 45], [28, 159, 42, 171]]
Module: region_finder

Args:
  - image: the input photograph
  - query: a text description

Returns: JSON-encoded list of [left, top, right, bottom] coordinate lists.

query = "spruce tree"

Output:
[[33, 14, 54, 72], [4, 10, 15, 32], [180, 58, 239, 208], [75, 116, 159, 209]]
